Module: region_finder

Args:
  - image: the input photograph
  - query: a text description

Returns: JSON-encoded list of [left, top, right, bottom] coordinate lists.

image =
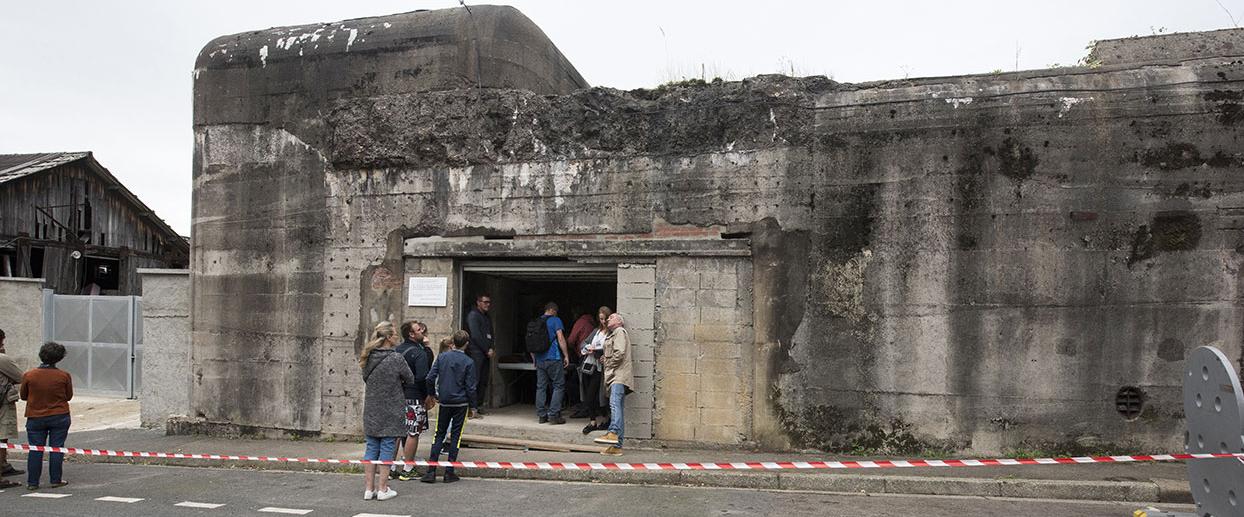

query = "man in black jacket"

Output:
[[393, 320, 434, 481], [465, 294, 494, 416]]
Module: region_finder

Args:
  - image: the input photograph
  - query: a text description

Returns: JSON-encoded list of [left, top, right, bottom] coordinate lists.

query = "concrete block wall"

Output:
[[653, 257, 752, 444], [401, 259, 460, 344], [138, 269, 191, 427], [0, 277, 46, 371], [617, 264, 656, 439]]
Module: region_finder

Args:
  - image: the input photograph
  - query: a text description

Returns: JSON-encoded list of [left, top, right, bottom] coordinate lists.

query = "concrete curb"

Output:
[[56, 455, 1187, 503]]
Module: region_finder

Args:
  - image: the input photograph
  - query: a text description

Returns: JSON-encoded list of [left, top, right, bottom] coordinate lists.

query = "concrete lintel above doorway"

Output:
[[403, 236, 750, 258]]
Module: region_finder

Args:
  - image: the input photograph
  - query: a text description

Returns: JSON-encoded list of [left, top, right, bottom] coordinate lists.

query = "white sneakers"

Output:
[[363, 487, 398, 501]]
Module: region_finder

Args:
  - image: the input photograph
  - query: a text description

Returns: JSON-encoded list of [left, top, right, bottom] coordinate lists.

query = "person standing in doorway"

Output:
[[593, 313, 632, 456], [579, 307, 612, 434], [21, 342, 74, 489], [565, 306, 594, 412], [0, 329, 25, 489], [465, 294, 494, 418], [359, 321, 414, 501], [533, 302, 570, 425], [421, 330, 476, 484], [392, 320, 434, 481]]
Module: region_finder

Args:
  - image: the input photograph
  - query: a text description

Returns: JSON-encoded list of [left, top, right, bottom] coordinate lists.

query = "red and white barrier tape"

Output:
[[2, 443, 1242, 470]]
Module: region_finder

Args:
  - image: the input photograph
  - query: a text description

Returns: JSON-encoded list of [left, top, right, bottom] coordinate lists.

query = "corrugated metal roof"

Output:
[[0, 152, 90, 184]]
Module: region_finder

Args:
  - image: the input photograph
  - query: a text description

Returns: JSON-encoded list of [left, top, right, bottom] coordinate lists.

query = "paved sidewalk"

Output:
[[6, 428, 1193, 504]]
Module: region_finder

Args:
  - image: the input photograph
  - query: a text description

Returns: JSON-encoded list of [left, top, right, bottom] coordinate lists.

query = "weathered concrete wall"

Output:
[[1089, 28, 1244, 66], [194, 7, 1244, 453], [0, 278, 45, 372], [139, 269, 191, 428]]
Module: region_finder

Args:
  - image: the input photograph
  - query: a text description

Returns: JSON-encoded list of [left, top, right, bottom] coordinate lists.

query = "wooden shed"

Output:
[[0, 152, 188, 295]]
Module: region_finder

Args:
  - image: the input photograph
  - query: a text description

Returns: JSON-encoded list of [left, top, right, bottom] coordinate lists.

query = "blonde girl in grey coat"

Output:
[[359, 321, 414, 501]]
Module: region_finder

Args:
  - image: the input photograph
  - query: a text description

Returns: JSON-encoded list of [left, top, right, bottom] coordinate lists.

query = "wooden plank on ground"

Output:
[[460, 434, 604, 453]]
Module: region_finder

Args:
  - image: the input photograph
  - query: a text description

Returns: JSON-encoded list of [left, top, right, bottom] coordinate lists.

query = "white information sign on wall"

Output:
[[407, 277, 448, 307]]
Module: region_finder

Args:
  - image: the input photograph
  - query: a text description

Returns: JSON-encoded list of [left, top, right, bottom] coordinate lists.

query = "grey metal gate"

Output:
[[42, 290, 142, 398]]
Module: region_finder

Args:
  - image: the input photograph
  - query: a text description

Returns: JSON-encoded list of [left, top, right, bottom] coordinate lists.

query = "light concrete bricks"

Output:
[[697, 357, 741, 376], [658, 307, 699, 324], [699, 407, 737, 426], [698, 307, 737, 326], [697, 390, 739, 409], [662, 373, 700, 393], [695, 289, 737, 309], [658, 341, 699, 359], [654, 418, 696, 441], [664, 271, 700, 289], [0, 278, 46, 372], [631, 341, 655, 362], [617, 264, 656, 284], [653, 257, 750, 445], [618, 282, 655, 301], [616, 263, 657, 440], [699, 271, 738, 290], [657, 389, 697, 410], [629, 374, 655, 394], [696, 424, 741, 443], [628, 329, 655, 348], [661, 288, 697, 307], [698, 342, 743, 359], [693, 324, 736, 343], [660, 357, 697, 375], [621, 306, 655, 330], [139, 270, 192, 428], [698, 373, 742, 392]]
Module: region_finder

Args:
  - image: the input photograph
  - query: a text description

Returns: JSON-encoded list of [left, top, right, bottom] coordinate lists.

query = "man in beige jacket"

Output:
[[0, 328, 25, 488], [592, 314, 632, 456]]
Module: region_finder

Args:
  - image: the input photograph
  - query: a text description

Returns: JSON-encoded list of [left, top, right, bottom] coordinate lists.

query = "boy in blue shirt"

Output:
[[533, 302, 570, 425], [420, 330, 477, 483]]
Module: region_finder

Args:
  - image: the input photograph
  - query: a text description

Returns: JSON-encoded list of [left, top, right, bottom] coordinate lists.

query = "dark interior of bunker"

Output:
[[461, 263, 617, 409]]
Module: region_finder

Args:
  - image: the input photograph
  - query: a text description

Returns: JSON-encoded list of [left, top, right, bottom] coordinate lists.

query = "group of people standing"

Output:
[[522, 300, 633, 455], [358, 319, 476, 501], [358, 294, 634, 502], [0, 329, 76, 491]]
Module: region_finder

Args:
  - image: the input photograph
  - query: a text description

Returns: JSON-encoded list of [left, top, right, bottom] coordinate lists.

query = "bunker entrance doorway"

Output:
[[460, 262, 617, 413]]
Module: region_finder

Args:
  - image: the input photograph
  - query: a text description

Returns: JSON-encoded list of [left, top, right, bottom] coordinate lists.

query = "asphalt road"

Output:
[[0, 460, 1195, 516]]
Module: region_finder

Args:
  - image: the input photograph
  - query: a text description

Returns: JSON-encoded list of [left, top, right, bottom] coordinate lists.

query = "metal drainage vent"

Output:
[[1116, 386, 1145, 420]]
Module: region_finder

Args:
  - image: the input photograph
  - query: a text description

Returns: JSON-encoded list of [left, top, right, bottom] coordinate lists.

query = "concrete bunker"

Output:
[[190, 6, 1244, 453]]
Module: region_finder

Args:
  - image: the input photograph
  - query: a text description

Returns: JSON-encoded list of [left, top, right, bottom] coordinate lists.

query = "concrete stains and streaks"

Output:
[[1057, 96, 1092, 117], [192, 6, 1244, 455], [945, 97, 973, 108], [345, 28, 358, 51]]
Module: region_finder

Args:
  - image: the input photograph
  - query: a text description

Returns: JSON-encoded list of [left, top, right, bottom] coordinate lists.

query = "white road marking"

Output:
[[23, 492, 72, 498], [96, 496, 144, 503], [176, 501, 226, 509], [258, 508, 314, 515], [352, 514, 412, 517]]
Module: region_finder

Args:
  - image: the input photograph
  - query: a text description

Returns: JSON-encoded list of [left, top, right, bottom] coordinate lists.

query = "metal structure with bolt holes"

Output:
[[1140, 345, 1244, 517]]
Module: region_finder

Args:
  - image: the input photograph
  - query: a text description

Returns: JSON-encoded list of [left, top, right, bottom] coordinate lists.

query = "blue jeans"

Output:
[[608, 383, 628, 447], [363, 435, 398, 461], [26, 413, 71, 487], [534, 360, 565, 419]]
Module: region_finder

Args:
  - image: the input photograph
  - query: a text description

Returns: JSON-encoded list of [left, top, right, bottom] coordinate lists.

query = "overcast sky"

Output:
[[2, 1, 1240, 235]]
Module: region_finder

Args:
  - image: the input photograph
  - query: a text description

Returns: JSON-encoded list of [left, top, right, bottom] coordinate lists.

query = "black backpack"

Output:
[[525, 315, 552, 355]]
